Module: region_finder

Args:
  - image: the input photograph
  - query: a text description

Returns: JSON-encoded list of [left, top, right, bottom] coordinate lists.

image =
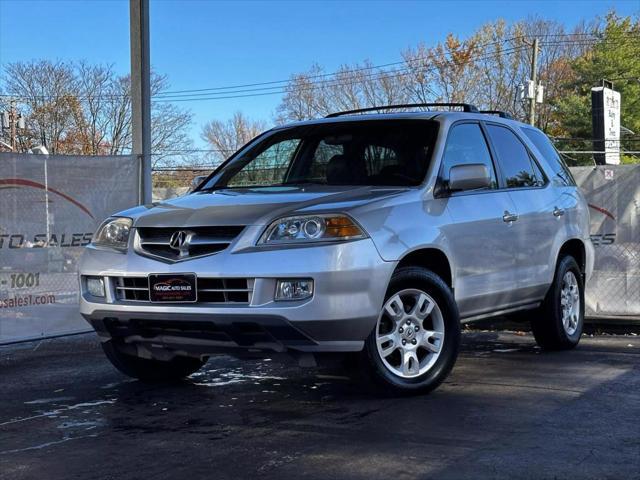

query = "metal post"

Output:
[[130, 0, 152, 204], [528, 38, 539, 126]]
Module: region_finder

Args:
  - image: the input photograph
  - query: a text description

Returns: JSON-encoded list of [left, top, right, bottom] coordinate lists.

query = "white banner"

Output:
[[0, 153, 139, 344]]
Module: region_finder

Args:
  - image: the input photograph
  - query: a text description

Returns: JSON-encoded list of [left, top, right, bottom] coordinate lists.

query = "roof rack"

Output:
[[479, 110, 513, 119], [325, 103, 480, 118]]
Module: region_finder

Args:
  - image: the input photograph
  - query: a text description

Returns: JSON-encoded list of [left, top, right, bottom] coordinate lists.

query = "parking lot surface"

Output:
[[1, 329, 639, 480]]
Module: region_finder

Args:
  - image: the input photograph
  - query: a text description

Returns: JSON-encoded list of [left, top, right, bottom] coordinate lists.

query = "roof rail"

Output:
[[479, 110, 513, 119], [325, 103, 480, 118]]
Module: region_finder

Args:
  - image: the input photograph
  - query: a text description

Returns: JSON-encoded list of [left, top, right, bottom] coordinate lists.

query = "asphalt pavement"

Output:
[[1, 328, 639, 480]]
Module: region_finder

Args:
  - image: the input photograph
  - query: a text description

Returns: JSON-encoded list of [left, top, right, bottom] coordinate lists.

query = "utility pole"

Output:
[[130, 0, 152, 204], [528, 38, 539, 126], [9, 99, 17, 151], [1, 98, 24, 151]]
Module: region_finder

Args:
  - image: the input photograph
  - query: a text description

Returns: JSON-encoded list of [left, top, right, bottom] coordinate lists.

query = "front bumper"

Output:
[[79, 238, 396, 355]]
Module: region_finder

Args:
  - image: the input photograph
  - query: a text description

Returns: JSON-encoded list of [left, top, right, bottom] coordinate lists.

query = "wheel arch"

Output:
[[396, 247, 453, 289], [557, 238, 586, 274]]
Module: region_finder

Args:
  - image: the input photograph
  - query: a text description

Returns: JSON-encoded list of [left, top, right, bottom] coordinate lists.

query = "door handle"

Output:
[[503, 211, 518, 223], [553, 207, 565, 217]]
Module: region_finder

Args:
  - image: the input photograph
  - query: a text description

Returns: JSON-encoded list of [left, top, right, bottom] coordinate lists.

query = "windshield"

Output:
[[201, 120, 439, 190]]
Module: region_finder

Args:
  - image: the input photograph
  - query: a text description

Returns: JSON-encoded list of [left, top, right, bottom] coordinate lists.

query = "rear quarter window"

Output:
[[522, 127, 576, 187]]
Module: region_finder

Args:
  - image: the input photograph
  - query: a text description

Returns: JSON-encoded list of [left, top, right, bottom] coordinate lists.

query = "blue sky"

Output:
[[1, 0, 638, 148]]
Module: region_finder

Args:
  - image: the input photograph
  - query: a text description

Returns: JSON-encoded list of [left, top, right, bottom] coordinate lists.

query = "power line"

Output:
[[153, 65, 414, 99], [151, 32, 616, 96], [154, 36, 613, 99], [1, 33, 637, 104], [4, 32, 631, 102], [7, 44, 527, 102], [153, 35, 529, 97], [155, 45, 532, 103], [151, 34, 633, 95], [161, 37, 637, 103], [0, 51, 472, 101], [150, 41, 530, 100]]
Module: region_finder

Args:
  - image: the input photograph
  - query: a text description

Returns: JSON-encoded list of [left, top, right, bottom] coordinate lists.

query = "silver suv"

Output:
[[79, 103, 594, 394]]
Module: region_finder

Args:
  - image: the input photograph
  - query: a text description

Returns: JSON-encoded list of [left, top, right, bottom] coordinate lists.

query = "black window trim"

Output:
[[481, 120, 550, 192]]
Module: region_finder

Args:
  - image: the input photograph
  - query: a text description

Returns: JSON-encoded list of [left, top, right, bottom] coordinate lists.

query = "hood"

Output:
[[117, 186, 407, 227]]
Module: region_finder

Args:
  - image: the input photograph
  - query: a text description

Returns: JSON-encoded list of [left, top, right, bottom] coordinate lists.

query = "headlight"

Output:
[[259, 214, 366, 245], [92, 217, 132, 251]]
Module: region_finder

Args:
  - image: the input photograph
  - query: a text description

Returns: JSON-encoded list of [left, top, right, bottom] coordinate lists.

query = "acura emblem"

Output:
[[169, 230, 192, 257]]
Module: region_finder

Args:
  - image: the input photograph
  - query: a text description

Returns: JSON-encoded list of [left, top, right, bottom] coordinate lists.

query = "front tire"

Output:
[[102, 341, 206, 382], [363, 267, 461, 395], [531, 255, 584, 350]]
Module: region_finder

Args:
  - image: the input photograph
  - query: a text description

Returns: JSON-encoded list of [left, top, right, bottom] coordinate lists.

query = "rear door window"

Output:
[[486, 125, 545, 188]]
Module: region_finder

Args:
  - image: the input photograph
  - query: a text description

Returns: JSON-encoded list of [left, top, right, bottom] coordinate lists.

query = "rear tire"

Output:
[[363, 267, 460, 395], [531, 255, 584, 350], [102, 341, 206, 382]]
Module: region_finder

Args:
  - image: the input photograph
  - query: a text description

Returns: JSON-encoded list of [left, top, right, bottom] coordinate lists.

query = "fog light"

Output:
[[86, 276, 105, 297], [275, 279, 313, 301]]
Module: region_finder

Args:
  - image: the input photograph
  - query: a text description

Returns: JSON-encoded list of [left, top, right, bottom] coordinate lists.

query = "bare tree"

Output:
[[276, 64, 334, 122], [1, 60, 194, 160], [102, 72, 194, 166], [75, 61, 113, 154], [274, 17, 597, 129], [404, 34, 481, 105], [277, 34, 480, 121], [276, 60, 411, 123], [2, 60, 78, 153], [104, 75, 132, 155], [201, 112, 268, 163], [359, 60, 412, 107], [468, 20, 524, 114]]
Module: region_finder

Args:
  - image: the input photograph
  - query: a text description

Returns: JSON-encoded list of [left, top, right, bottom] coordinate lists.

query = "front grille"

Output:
[[114, 277, 253, 304], [115, 277, 150, 301], [135, 226, 244, 262]]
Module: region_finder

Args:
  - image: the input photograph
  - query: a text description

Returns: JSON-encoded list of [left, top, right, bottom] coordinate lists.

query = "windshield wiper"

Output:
[[283, 180, 327, 186], [198, 186, 220, 193], [201, 181, 327, 192]]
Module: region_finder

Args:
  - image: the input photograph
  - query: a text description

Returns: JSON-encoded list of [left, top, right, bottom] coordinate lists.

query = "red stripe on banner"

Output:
[[0, 178, 95, 220], [588, 203, 616, 221]]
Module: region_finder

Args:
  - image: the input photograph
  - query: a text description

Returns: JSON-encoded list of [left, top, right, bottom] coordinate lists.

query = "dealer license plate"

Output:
[[148, 273, 197, 303]]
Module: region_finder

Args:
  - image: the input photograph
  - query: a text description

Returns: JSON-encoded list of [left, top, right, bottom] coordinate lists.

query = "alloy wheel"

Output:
[[560, 271, 581, 336], [375, 288, 445, 378]]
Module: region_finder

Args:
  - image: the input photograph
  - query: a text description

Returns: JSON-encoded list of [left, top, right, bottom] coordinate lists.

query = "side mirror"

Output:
[[448, 164, 491, 192], [191, 175, 207, 191]]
